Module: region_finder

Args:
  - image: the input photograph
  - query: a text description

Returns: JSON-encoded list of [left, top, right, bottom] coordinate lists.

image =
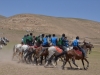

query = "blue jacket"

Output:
[[51, 37, 57, 46], [72, 39, 79, 47], [42, 37, 48, 45]]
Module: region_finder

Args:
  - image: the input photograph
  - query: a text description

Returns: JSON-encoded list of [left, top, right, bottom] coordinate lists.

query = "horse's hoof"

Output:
[[44, 65, 48, 68], [62, 66, 65, 70], [84, 68, 87, 70], [77, 67, 81, 70], [33, 64, 36, 66], [84, 67, 88, 70], [62, 68, 65, 70], [39, 64, 43, 66], [53, 65, 56, 68]]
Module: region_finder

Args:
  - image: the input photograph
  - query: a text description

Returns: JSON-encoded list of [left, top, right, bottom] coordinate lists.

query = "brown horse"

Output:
[[61, 47, 89, 70], [33, 46, 49, 65]]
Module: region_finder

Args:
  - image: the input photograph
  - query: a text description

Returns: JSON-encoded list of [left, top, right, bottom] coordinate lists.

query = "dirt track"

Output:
[[0, 46, 100, 75]]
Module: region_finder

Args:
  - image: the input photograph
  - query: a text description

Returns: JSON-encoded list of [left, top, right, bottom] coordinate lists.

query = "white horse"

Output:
[[44, 46, 73, 67], [12, 44, 30, 62]]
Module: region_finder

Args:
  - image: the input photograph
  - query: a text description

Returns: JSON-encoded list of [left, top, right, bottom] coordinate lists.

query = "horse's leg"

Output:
[[72, 58, 80, 69], [62, 58, 67, 70], [85, 49, 88, 57], [21, 52, 24, 62], [44, 55, 47, 63], [68, 60, 72, 69], [81, 59, 86, 70], [18, 52, 21, 63], [60, 56, 64, 62], [40, 55, 43, 65], [89, 48, 91, 54], [30, 54, 33, 63], [44, 52, 54, 67], [27, 52, 33, 64], [84, 58, 89, 69], [23, 51, 27, 63], [12, 51, 16, 60], [12, 48, 17, 60], [33, 56, 38, 65]]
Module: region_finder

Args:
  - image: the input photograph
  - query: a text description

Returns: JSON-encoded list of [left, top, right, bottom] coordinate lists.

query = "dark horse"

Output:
[[34, 46, 48, 65], [24, 45, 48, 65], [81, 41, 94, 54], [61, 47, 89, 70]]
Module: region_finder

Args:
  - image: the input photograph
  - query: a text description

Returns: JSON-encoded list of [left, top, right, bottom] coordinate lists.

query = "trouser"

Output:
[[62, 46, 67, 51], [77, 46, 86, 57]]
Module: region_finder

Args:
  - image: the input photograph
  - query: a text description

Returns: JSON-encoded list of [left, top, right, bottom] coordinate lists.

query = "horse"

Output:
[[12, 43, 30, 62], [0, 37, 7, 49], [24, 45, 49, 65], [2, 37, 9, 43], [61, 47, 89, 70], [44, 46, 64, 67], [44, 45, 89, 70], [81, 41, 94, 54]]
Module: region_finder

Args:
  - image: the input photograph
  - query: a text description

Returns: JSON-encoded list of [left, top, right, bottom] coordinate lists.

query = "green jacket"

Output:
[[36, 36, 40, 42], [27, 35, 33, 41], [22, 37, 27, 44], [57, 38, 63, 46]]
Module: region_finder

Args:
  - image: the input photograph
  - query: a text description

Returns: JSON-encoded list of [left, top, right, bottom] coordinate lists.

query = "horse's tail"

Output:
[[13, 45, 18, 55], [12, 45, 17, 60], [0, 45, 3, 50]]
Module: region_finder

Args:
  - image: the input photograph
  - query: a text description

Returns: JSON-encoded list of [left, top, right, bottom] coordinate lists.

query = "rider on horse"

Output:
[[51, 34, 58, 46], [72, 36, 86, 58], [42, 35, 49, 47], [61, 34, 69, 51], [53, 34, 69, 62]]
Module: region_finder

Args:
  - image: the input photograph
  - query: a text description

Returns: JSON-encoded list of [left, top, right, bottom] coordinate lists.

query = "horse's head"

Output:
[[0, 38, 7, 46], [89, 43, 94, 48], [3, 37, 9, 43]]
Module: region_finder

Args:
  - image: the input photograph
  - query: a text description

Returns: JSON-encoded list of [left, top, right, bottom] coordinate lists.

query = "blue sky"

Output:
[[0, 0, 100, 22]]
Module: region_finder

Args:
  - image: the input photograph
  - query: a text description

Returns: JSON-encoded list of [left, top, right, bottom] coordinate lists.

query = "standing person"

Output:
[[51, 34, 57, 46], [72, 36, 86, 58]]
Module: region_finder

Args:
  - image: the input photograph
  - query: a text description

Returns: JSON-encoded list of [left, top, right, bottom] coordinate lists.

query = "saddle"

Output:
[[74, 49, 82, 55], [55, 46, 63, 53]]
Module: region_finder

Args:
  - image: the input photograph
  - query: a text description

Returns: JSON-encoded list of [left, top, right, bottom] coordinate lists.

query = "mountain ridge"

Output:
[[0, 14, 100, 39]]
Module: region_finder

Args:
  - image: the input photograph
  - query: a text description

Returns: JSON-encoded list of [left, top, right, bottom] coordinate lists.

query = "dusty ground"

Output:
[[0, 43, 100, 75]]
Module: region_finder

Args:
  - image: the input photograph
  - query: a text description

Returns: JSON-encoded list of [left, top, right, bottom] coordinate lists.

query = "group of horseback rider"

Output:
[[21, 33, 86, 58]]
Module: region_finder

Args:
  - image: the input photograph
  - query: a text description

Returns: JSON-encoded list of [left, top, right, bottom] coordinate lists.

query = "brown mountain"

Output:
[[0, 15, 6, 20], [0, 14, 100, 44]]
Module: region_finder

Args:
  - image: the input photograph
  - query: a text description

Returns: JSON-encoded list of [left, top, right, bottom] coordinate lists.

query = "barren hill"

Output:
[[0, 15, 6, 20], [0, 14, 100, 44]]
